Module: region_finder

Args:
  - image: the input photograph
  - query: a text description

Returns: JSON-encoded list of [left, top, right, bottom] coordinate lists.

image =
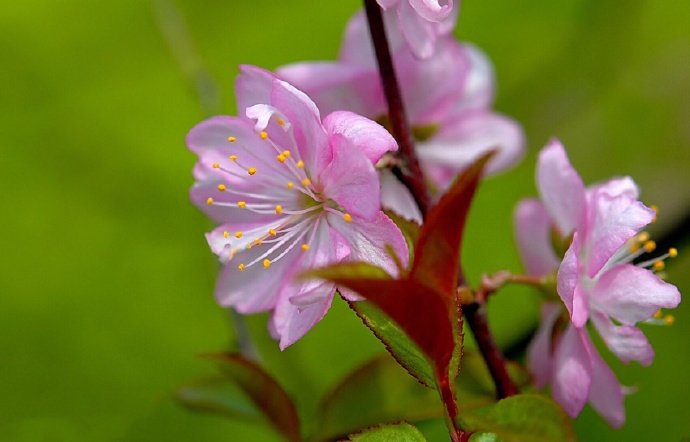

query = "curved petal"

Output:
[[339, 11, 378, 67], [584, 333, 626, 428], [584, 191, 655, 277], [395, 37, 469, 124], [408, 0, 455, 22], [270, 79, 332, 174], [186, 116, 256, 155], [377, 0, 401, 9], [380, 169, 423, 224], [272, 285, 335, 350], [328, 210, 409, 277], [514, 198, 560, 276], [527, 302, 562, 388], [590, 311, 654, 366], [451, 43, 495, 112], [537, 139, 586, 237], [214, 241, 302, 313], [320, 134, 381, 220], [590, 264, 681, 325], [323, 111, 398, 163], [552, 325, 592, 418], [277, 62, 384, 118], [235, 65, 275, 114], [417, 111, 525, 189], [398, 0, 437, 59], [588, 176, 639, 200], [556, 235, 580, 314]]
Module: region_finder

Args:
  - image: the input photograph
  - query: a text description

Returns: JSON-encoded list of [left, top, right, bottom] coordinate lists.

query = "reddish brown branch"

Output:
[[463, 302, 518, 399], [363, 0, 431, 216]]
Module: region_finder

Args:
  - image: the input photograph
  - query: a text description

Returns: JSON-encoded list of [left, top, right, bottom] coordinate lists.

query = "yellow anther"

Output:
[[247, 167, 257, 176], [268, 228, 277, 236], [217, 184, 227, 192], [301, 244, 310, 252], [206, 197, 214, 205], [629, 243, 641, 253], [237, 201, 247, 209], [238, 263, 245, 272], [644, 241, 656, 253], [227, 136, 237, 143], [259, 131, 268, 140], [343, 213, 353, 223], [263, 259, 271, 269], [637, 231, 650, 243], [664, 315, 675, 325], [296, 160, 305, 168], [230, 154, 238, 161], [287, 182, 294, 189], [282, 150, 291, 157], [654, 309, 663, 319], [275, 205, 283, 215], [223, 231, 229, 238], [246, 244, 252, 250], [669, 248, 678, 258], [301, 178, 311, 186], [212, 162, 220, 169], [653, 261, 665, 271], [277, 154, 286, 163], [276, 117, 286, 126], [235, 231, 243, 239], [253, 238, 263, 246]]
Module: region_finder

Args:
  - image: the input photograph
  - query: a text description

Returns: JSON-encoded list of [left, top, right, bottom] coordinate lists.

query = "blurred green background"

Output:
[[1, 0, 688, 440]]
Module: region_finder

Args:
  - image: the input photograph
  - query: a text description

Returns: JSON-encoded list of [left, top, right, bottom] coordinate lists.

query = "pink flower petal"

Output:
[[272, 284, 335, 350], [583, 333, 626, 428], [416, 110, 525, 189], [339, 11, 379, 67], [398, 0, 437, 59], [270, 79, 332, 174], [320, 135, 381, 221], [380, 169, 423, 224], [588, 176, 639, 200], [186, 116, 256, 155], [329, 210, 409, 277], [527, 302, 562, 388], [277, 62, 384, 118], [536, 139, 586, 237], [323, 111, 398, 163], [584, 191, 654, 277], [408, 0, 455, 21], [451, 43, 495, 112], [590, 311, 654, 366], [377, 0, 401, 9], [552, 325, 592, 418], [235, 65, 274, 114], [514, 198, 560, 276], [591, 264, 681, 325], [557, 234, 580, 320], [395, 37, 469, 124]]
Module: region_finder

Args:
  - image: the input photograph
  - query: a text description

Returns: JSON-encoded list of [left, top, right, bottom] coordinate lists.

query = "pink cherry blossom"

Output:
[[377, 0, 460, 59], [278, 12, 524, 222], [516, 139, 681, 426], [188, 65, 408, 349]]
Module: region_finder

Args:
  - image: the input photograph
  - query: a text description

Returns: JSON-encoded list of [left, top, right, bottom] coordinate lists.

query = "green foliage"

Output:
[[198, 354, 301, 442], [463, 395, 576, 442], [346, 422, 427, 441], [176, 375, 262, 421]]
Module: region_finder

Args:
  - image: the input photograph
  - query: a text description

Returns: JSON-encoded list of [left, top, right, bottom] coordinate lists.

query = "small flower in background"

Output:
[[279, 11, 524, 222], [187, 65, 408, 349], [515, 140, 681, 427], [376, 0, 459, 59]]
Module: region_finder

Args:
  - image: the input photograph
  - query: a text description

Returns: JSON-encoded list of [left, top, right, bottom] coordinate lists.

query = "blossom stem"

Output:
[[363, 0, 432, 217], [463, 302, 519, 399]]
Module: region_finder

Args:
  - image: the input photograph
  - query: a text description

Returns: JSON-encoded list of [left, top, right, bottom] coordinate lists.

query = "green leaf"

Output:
[[346, 422, 428, 442], [348, 300, 435, 387], [456, 352, 531, 409], [462, 394, 577, 442], [203, 353, 301, 442], [315, 354, 440, 441], [176, 375, 263, 421]]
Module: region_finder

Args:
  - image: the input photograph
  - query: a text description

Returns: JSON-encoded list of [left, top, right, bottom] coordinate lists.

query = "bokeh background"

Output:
[[1, 0, 689, 440]]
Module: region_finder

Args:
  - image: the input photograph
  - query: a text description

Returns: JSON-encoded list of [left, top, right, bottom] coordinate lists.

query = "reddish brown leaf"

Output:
[[203, 353, 301, 442], [410, 151, 495, 297]]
